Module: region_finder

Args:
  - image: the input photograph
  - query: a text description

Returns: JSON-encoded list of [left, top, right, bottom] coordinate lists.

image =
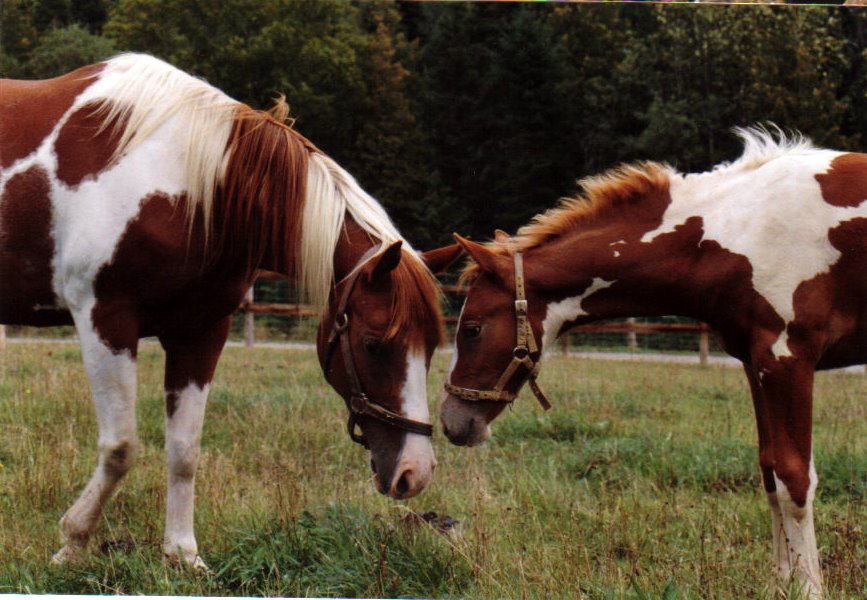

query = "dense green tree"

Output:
[[21, 23, 116, 77], [416, 4, 577, 240], [618, 6, 855, 171]]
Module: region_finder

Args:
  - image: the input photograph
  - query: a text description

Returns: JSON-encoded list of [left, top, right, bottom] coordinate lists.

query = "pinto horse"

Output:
[[0, 54, 459, 568], [442, 128, 866, 598]]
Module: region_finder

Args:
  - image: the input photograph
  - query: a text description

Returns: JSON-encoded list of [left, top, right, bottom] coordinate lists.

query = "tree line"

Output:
[[2, 1, 866, 248]]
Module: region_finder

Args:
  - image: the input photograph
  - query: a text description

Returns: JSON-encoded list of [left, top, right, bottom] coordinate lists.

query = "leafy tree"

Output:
[[617, 6, 854, 171], [22, 23, 116, 78], [415, 4, 576, 240]]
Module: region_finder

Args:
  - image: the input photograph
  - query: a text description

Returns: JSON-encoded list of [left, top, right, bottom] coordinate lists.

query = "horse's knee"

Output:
[[100, 438, 138, 479], [166, 437, 200, 479]]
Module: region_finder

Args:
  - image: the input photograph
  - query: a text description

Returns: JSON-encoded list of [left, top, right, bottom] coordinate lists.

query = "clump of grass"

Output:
[[214, 503, 473, 598]]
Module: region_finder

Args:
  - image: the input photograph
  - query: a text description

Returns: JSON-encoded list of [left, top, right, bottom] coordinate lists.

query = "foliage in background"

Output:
[[1, 1, 865, 248]]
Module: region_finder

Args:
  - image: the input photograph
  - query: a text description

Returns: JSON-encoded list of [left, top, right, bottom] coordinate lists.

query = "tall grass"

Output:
[[0, 342, 864, 598]]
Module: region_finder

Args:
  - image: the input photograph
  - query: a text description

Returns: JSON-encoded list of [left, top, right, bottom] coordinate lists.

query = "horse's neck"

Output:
[[331, 217, 380, 280], [526, 217, 710, 323]]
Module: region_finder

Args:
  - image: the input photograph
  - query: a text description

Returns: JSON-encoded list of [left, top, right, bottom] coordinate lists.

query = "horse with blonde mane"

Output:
[[0, 54, 460, 569], [442, 128, 866, 598]]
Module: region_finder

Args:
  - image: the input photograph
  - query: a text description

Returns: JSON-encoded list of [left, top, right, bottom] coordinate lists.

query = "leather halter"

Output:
[[444, 252, 552, 411], [323, 246, 434, 447]]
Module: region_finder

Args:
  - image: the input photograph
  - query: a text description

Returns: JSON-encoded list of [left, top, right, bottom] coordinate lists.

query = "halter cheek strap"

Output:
[[323, 246, 434, 447], [444, 252, 552, 411]]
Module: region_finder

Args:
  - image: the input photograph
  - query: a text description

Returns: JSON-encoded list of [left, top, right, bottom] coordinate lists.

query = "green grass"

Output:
[[0, 342, 864, 598]]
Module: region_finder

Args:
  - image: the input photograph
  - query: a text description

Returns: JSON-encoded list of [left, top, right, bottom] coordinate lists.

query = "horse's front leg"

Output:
[[159, 317, 231, 570], [746, 352, 822, 598], [53, 309, 139, 565]]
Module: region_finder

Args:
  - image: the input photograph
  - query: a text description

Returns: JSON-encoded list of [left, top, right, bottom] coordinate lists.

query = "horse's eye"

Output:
[[363, 336, 385, 356], [462, 324, 482, 340]]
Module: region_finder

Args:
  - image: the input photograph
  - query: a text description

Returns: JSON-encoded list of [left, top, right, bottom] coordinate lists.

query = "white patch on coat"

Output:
[[770, 459, 822, 598], [641, 143, 867, 359], [541, 278, 615, 351], [52, 315, 138, 563], [446, 300, 467, 384], [163, 382, 210, 569]]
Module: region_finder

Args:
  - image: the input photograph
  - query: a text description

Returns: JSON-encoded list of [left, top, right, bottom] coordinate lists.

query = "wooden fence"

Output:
[[239, 277, 715, 364]]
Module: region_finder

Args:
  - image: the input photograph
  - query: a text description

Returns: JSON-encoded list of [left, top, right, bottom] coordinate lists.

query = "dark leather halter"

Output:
[[444, 251, 552, 411], [323, 245, 434, 447]]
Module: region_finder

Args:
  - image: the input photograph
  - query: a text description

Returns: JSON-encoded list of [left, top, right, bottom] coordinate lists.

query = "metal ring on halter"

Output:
[[445, 251, 552, 411]]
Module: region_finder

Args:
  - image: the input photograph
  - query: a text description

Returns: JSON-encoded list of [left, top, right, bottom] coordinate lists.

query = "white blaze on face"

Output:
[[541, 278, 615, 351], [446, 300, 467, 384], [397, 349, 435, 467], [641, 150, 867, 359]]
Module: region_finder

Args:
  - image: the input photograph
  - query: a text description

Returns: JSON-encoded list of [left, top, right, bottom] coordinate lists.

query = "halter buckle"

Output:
[[514, 299, 528, 315], [513, 346, 529, 359], [350, 393, 369, 414]]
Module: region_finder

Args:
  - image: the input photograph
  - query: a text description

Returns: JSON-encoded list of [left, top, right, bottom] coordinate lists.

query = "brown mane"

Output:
[[388, 257, 444, 346], [516, 161, 672, 249], [459, 161, 672, 285], [223, 104, 443, 345], [217, 100, 317, 274]]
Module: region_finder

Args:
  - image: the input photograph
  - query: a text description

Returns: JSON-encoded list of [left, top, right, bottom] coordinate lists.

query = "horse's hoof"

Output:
[[163, 549, 211, 574], [50, 545, 86, 566]]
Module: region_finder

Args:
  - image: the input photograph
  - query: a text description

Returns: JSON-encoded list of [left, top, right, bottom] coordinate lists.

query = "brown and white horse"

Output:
[[0, 54, 457, 568], [442, 128, 866, 598]]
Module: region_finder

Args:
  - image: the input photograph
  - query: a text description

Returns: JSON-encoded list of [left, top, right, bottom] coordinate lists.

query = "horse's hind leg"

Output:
[[52, 316, 139, 564], [159, 317, 231, 570]]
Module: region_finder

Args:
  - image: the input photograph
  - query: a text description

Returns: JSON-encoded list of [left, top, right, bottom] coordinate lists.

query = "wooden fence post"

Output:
[[244, 286, 255, 348], [626, 317, 638, 351], [699, 322, 709, 366]]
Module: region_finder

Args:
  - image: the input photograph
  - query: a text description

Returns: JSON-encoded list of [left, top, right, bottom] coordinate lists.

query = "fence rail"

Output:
[[238, 277, 716, 364]]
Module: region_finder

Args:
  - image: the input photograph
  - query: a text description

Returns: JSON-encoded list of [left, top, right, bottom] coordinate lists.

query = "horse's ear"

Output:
[[453, 234, 509, 276], [368, 240, 403, 282], [494, 229, 511, 244], [421, 243, 465, 275]]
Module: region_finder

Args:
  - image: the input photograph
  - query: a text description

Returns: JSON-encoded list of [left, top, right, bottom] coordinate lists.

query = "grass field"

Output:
[[0, 341, 864, 599]]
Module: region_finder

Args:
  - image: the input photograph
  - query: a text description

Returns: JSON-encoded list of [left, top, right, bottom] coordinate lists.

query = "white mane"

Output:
[[719, 125, 819, 173]]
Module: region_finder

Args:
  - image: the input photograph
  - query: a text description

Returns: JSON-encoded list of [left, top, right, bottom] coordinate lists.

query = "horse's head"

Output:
[[317, 241, 461, 499], [441, 235, 551, 447]]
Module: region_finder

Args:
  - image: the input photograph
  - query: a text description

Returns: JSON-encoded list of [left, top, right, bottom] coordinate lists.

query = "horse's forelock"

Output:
[[385, 254, 444, 348]]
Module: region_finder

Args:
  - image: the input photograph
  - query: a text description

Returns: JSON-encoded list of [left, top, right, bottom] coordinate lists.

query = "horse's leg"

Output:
[[159, 317, 231, 570], [746, 357, 822, 598], [53, 311, 139, 564]]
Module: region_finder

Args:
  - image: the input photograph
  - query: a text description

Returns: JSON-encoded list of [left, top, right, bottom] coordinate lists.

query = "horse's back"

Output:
[[0, 64, 104, 170]]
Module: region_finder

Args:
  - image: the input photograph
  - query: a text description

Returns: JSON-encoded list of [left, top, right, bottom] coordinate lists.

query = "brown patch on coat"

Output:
[[165, 391, 180, 419], [815, 153, 867, 208], [792, 217, 867, 369], [54, 101, 126, 187], [0, 166, 71, 325], [0, 64, 103, 169], [91, 192, 247, 349]]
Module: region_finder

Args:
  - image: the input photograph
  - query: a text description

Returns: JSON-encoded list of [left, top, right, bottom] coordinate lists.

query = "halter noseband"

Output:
[[323, 246, 434, 448], [444, 252, 552, 411]]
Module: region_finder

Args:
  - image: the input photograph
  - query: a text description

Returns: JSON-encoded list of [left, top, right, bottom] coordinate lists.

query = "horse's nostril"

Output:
[[395, 471, 412, 497]]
